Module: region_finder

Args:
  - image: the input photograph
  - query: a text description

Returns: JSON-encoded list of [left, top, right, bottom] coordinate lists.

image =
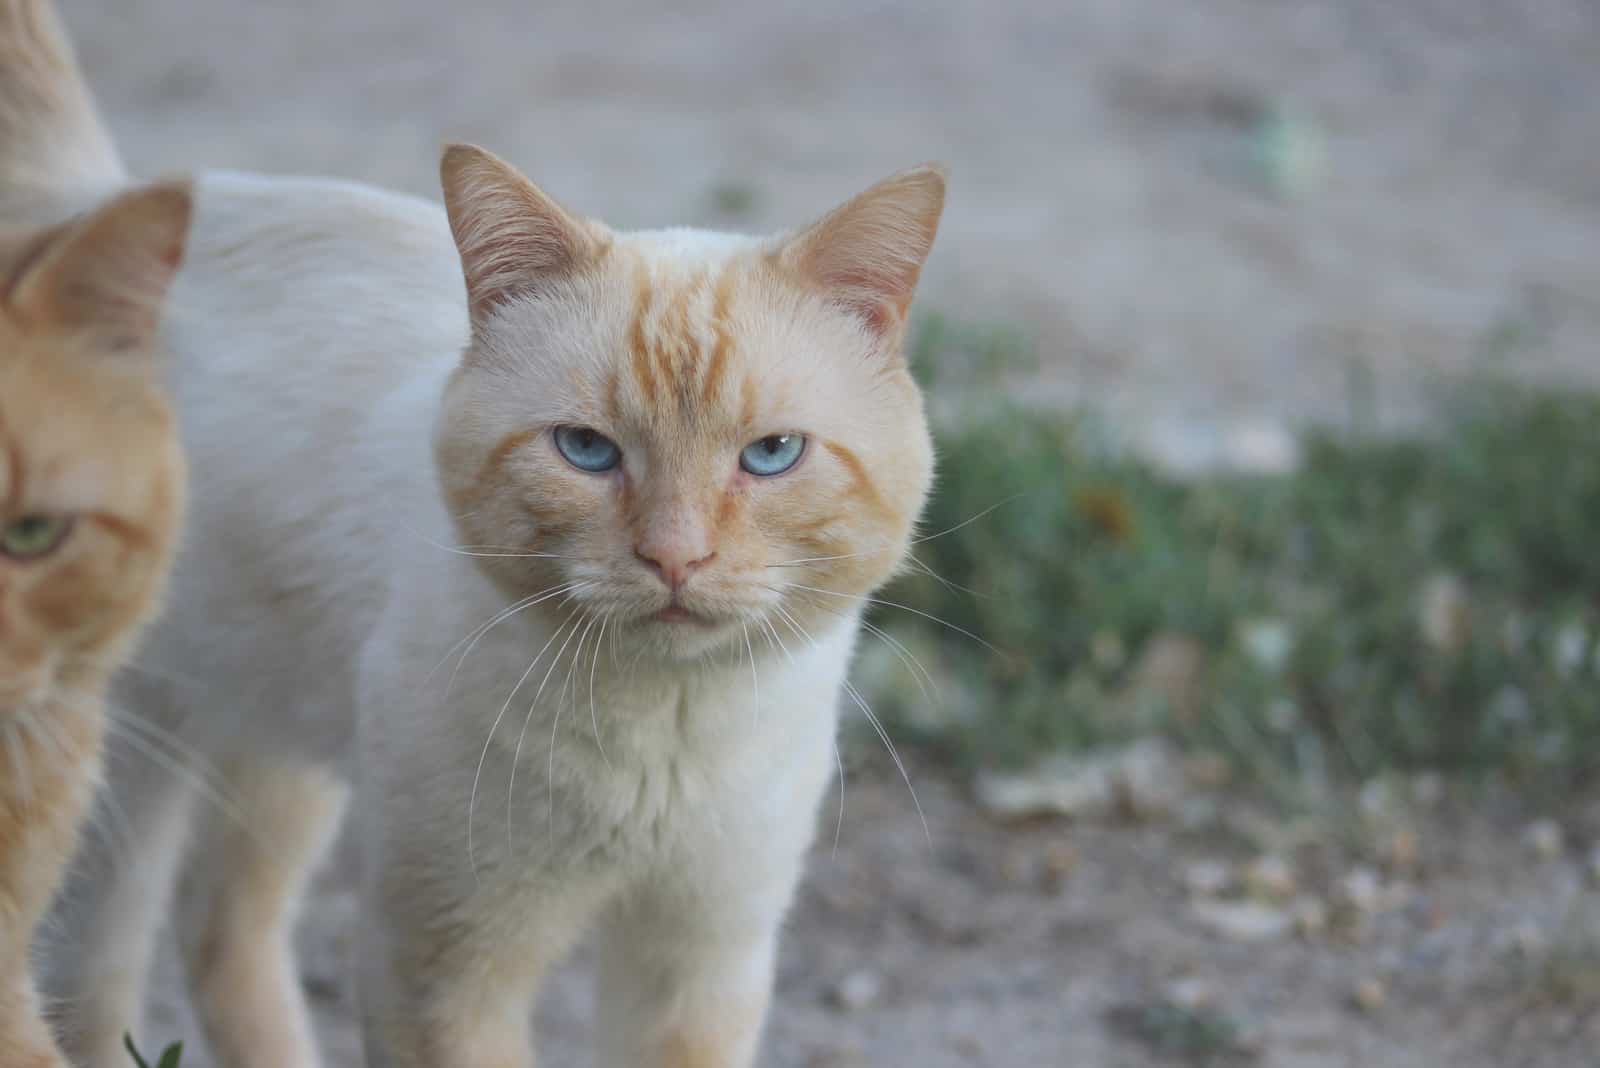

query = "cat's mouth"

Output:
[[652, 604, 716, 626]]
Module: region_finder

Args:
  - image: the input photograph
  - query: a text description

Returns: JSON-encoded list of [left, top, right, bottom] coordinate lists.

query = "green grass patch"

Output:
[[872, 326, 1600, 794]]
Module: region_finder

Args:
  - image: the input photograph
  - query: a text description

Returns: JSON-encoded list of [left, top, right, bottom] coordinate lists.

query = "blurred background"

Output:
[[67, 1, 1600, 1066]]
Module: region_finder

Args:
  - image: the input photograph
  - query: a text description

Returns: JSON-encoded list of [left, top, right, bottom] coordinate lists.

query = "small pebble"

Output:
[[1502, 921, 1546, 958], [1352, 977, 1387, 1013], [1292, 895, 1329, 938], [1177, 796, 1222, 831], [1183, 751, 1233, 789], [1244, 855, 1297, 902], [1338, 866, 1383, 914], [1358, 779, 1396, 821], [1183, 859, 1234, 898], [1041, 841, 1078, 892], [1384, 827, 1420, 873], [1192, 900, 1293, 942], [1165, 975, 1217, 1012], [1418, 573, 1471, 654], [1411, 772, 1444, 807], [1380, 879, 1417, 913], [948, 1033, 984, 1060], [998, 847, 1034, 887], [828, 969, 885, 1013], [1524, 819, 1564, 860]]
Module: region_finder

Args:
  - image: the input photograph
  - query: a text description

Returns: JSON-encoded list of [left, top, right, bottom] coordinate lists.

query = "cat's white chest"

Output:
[[542, 651, 844, 881], [359, 569, 852, 888]]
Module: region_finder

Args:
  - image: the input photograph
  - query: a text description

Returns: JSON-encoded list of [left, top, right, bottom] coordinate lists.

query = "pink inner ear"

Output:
[[781, 166, 946, 340], [827, 265, 915, 337]]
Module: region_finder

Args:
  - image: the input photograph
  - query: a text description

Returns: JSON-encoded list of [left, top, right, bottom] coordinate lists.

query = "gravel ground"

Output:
[[57, 1, 1600, 1064]]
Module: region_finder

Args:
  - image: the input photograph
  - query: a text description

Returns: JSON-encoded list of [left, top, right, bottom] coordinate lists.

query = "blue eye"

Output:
[[553, 426, 622, 472], [740, 434, 806, 477]]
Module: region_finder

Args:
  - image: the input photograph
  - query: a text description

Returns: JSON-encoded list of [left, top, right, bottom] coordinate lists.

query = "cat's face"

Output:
[[436, 148, 942, 660], [0, 183, 190, 710]]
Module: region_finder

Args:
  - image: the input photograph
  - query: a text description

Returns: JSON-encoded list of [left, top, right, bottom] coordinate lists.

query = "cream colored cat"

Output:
[[27, 3, 944, 1066], [0, 6, 191, 1065]]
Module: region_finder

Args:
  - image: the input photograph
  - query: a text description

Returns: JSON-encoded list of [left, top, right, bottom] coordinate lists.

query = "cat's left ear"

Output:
[[7, 179, 192, 352], [774, 164, 946, 341], [440, 143, 607, 320]]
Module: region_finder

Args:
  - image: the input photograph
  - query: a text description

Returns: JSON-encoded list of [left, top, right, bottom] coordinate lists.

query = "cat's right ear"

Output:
[[6, 179, 192, 353], [773, 164, 946, 342], [440, 143, 605, 320]]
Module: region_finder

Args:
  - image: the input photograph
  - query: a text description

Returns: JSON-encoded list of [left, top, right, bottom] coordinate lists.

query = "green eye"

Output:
[[740, 434, 806, 477], [0, 515, 73, 559], [553, 425, 622, 473]]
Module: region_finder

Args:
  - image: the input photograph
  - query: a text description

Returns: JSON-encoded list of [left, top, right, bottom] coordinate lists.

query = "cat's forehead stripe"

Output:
[[627, 263, 661, 406], [625, 258, 745, 417], [701, 268, 738, 405]]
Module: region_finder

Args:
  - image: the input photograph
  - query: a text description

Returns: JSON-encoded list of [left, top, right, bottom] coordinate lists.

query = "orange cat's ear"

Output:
[[440, 143, 604, 320], [7, 179, 191, 352], [775, 164, 946, 340]]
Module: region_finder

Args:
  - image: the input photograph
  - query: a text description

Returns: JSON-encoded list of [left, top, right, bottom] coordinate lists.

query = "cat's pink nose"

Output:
[[634, 545, 716, 591], [635, 503, 716, 590]]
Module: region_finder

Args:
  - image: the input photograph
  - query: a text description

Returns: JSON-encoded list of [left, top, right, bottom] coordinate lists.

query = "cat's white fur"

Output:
[[43, 163, 940, 1068]]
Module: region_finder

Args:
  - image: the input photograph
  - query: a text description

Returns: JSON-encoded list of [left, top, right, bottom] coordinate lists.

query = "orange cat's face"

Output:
[[436, 148, 944, 660], [0, 182, 190, 710]]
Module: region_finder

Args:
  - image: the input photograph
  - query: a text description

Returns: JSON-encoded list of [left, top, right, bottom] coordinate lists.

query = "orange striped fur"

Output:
[[0, 183, 189, 1068]]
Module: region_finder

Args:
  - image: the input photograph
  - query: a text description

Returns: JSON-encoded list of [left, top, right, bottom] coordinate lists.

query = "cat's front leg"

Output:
[[358, 892, 547, 1068], [592, 869, 798, 1068], [355, 810, 605, 1068]]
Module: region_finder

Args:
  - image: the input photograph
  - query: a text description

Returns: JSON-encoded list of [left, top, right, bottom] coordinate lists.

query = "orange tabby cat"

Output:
[[0, 181, 191, 1068], [0, 3, 191, 1062]]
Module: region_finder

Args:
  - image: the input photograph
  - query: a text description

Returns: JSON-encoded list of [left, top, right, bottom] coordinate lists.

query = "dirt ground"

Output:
[[57, 0, 1600, 1064], [139, 765, 1600, 1068]]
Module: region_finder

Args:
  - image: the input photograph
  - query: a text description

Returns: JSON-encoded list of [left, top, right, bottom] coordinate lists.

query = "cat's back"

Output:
[[178, 170, 466, 366], [139, 170, 471, 749], [166, 168, 467, 536]]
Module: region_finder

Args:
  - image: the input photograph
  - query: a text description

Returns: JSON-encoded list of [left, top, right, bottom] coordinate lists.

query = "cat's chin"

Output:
[[618, 609, 750, 663]]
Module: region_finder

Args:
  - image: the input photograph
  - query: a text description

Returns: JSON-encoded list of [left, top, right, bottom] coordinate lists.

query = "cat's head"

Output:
[[435, 146, 942, 660], [0, 181, 190, 710]]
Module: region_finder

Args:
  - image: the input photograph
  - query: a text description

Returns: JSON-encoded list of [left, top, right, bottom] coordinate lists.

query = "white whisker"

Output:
[[831, 740, 846, 861], [773, 604, 924, 850], [423, 580, 585, 695], [767, 495, 1024, 569], [906, 552, 988, 600], [545, 614, 597, 837], [781, 582, 1001, 655], [741, 623, 760, 724], [588, 615, 611, 769], [767, 608, 847, 860], [467, 604, 579, 883], [841, 678, 931, 848], [911, 494, 1026, 545], [507, 614, 582, 845], [397, 519, 574, 560], [101, 716, 251, 832]]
